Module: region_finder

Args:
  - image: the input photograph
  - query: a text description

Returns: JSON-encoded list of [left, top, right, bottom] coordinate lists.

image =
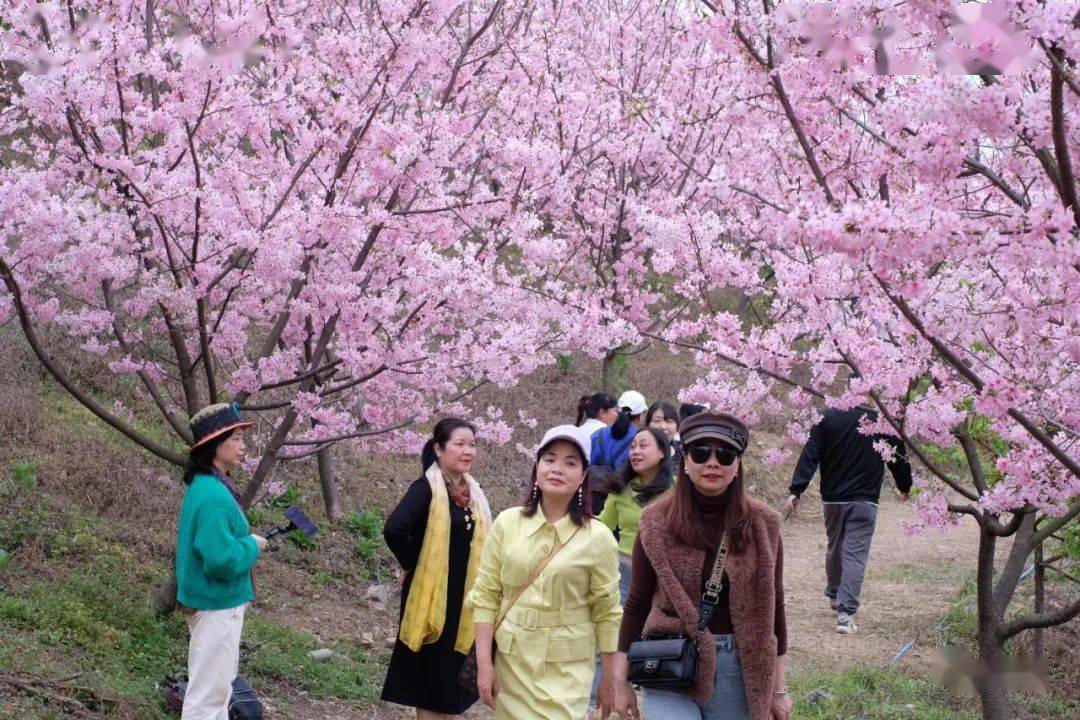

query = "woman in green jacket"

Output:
[[598, 427, 674, 602], [175, 403, 266, 720]]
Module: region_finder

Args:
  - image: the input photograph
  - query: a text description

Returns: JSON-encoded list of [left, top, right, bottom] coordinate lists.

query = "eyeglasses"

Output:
[[686, 443, 740, 466]]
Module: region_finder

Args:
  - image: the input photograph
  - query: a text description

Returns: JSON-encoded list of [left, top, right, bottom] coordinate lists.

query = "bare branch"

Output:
[[101, 279, 193, 443], [1029, 500, 1080, 547], [1, 258, 186, 466], [999, 596, 1080, 641]]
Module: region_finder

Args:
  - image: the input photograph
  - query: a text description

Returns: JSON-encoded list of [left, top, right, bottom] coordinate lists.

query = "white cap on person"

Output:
[[537, 424, 592, 464], [617, 390, 648, 416]]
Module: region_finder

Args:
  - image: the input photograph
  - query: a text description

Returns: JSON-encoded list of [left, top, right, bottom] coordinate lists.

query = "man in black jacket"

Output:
[[786, 403, 912, 634]]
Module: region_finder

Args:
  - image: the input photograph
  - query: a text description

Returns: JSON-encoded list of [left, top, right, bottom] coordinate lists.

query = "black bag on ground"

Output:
[[161, 673, 264, 720]]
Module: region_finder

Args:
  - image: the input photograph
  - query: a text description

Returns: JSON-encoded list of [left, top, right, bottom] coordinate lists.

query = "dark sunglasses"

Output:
[[686, 443, 740, 466]]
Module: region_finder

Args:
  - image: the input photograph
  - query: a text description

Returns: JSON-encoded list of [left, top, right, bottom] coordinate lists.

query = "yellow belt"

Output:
[[504, 605, 593, 628]]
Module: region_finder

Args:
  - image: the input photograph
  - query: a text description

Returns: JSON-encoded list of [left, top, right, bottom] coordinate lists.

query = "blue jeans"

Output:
[[642, 635, 750, 720], [618, 553, 632, 604]]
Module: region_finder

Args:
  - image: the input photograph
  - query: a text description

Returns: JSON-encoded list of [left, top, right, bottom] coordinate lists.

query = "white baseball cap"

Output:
[[537, 424, 591, 464], [617, 390, 648, 416]]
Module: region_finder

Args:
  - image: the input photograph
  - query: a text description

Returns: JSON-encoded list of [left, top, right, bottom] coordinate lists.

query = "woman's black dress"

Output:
[[380, 476, 479, 713]]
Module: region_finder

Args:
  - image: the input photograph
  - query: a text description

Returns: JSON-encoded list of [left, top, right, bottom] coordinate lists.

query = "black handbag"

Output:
[[627, 531, 730, 688]]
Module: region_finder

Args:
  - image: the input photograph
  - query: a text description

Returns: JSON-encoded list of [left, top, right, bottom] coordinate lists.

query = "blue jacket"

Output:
[[590, 425, 638, 472]]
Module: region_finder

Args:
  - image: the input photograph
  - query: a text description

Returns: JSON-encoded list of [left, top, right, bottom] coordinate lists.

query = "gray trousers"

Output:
[[823, 502, 878, 615]]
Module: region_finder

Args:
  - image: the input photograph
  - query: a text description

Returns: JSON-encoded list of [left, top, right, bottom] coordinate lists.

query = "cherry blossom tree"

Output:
[[0, 0, 578, 521], [1, 3, 1077, 713], [636, 3, 1078, 718], [485, 0, 760, 392]]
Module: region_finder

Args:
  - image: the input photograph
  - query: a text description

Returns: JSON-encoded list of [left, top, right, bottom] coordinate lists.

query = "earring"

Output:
[[576, 485, 584, 505], [531, 484, 540, 502]]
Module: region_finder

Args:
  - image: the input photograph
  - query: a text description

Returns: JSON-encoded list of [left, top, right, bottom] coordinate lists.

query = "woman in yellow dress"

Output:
[[467, 425, 623, 719]]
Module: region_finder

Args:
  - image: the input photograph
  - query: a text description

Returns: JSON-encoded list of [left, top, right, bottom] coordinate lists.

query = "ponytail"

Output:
[[420, 438, 439, 472], [611, 407, 634, 440], [419, 417, 477, 472], [575, 395, 590, 426]]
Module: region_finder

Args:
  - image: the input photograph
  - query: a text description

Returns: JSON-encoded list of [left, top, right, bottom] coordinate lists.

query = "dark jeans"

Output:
[[823, 501, 878, 615]]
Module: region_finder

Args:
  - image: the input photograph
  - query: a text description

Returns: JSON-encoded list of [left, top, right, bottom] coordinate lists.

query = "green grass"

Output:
[[938, 574, 978, 647], [0, 573, 187, 719], [0, 567, 381, 717], [791, 666, 978, 720], [243, 616, 380, 700], [881, 562, 953, 583], [40, 379, 185, 460]]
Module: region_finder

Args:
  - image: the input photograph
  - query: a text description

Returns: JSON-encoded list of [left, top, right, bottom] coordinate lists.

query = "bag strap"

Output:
[[692, 531, 730, 647], [493, 526, 579, 632], [608, 434, 635, 468]]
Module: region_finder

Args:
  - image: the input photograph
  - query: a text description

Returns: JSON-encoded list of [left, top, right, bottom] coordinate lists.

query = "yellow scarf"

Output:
[[398, 464, 491, 654]]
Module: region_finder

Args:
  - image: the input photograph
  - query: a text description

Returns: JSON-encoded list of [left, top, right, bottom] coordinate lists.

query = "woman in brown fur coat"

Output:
[[611, 412, 791, 720]]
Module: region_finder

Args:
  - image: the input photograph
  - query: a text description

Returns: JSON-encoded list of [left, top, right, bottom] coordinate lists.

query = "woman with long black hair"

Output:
[[646, 400, 682, 468], [382, 418, 492, 719], [175, 403, 265, 720], [598, 427, 674, 601]]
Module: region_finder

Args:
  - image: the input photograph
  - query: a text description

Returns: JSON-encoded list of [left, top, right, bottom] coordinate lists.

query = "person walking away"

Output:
[[785, 401, 912, 634], [467, 425, 622, 720], [176, 403, 266, 720], [577, 393, 620, 438], [382, 418, 492, 718]]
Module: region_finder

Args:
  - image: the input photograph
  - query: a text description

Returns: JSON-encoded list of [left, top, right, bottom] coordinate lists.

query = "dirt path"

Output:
[[277, 491, 980, 719], [780, 492, 977, 675]]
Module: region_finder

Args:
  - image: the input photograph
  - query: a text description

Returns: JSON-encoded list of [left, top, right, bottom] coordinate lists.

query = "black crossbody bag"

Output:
[[627, 532, 730, 688]]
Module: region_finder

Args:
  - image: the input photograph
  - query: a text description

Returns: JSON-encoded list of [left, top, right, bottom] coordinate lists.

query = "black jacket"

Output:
[[789, 406, 913, 504]]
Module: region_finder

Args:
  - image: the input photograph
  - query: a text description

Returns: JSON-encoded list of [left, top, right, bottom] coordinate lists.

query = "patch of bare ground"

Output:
[[779, 487, 980, 675]]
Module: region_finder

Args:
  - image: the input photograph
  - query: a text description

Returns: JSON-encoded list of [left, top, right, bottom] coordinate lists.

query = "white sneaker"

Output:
[[836, 612, 858, 634]]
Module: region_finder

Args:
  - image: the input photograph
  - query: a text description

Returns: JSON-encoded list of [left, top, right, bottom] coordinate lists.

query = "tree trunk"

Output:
[[1033, 540, 1045, 659], [975, 526, 1011, 720], [317, 445, 342, 521], [601, 348, 622, 395]]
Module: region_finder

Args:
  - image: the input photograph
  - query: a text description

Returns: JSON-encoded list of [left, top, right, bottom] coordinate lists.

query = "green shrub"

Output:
[[345, 508, 391, 580], [270, 485, 302, 509], [286, 528, 317, 551], [246, 506, 268, 528], [10, 461, 37, 490], [346, 508, 383, 539]]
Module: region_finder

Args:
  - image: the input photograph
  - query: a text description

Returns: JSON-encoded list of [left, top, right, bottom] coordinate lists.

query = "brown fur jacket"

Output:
[[638, 498, 781, 720]]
